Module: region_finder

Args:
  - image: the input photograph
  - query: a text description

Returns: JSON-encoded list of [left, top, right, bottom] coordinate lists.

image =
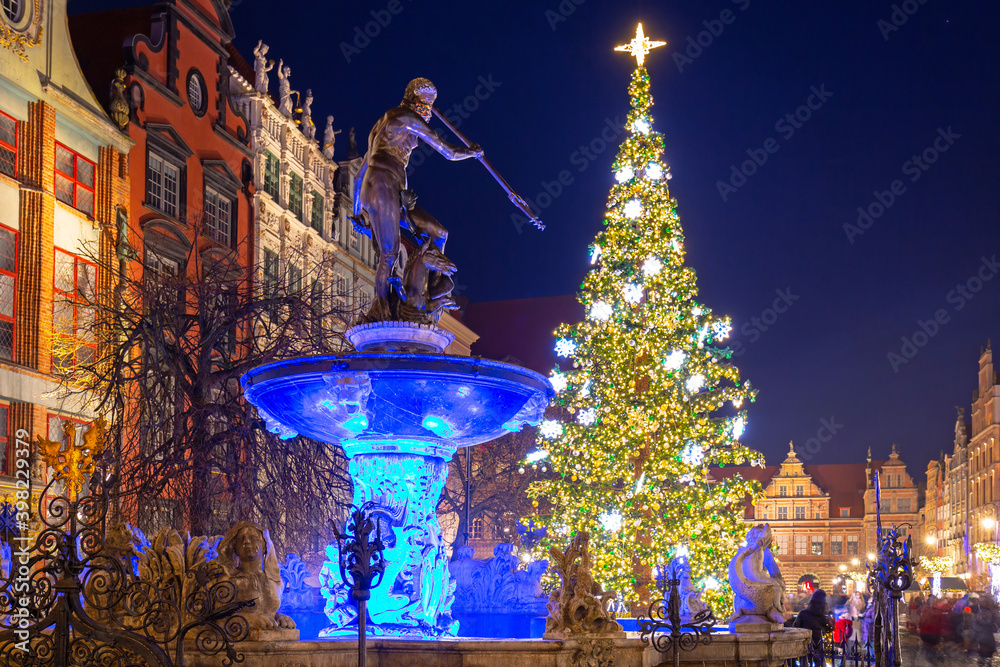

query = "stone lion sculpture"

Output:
[[728, 523, 786, 627], [218, 521, 296, 633]]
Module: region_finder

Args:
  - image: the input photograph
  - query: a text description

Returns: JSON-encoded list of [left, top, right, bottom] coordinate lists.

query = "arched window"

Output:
[[470, 517, 483, 539]]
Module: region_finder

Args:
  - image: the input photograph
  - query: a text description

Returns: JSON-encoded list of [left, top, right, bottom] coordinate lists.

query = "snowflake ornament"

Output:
[[642, 257, 662, 278], [555, 338, 576, 358], [623, 199, 643, 219], [616, 165, 634, 183], [577, 408, 597, 426], [645, 163, 663, 180], [682, 442, 704, 466], [539, 420, 563, 439], [590, 301, 612, 321], [663, 350, 686, 370], [623, 283, 643, 304], [686, 374, 705, 393]]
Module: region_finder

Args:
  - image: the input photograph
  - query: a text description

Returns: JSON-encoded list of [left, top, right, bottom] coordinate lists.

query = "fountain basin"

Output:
[[241, 352, 552, 638]]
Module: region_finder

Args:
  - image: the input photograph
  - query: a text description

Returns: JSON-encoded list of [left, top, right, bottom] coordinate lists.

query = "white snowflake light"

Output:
[[526, 449, 549, 463], [703, 577, 720, 590], [539, 420, 563, 440], [555, 338, 576, 358], [623, 283, 643, 304], [682, 442, 704, 466], [632, 117, 651, 135], [732, 396, 744, 408], [663, 350, 686, 370], [674, 544, 690, 559], [713, 319, 733, 341], [623, 199, 643, 219], [691, 306, 703, 316], [732, 416, 746, 440], [646, 163, 663, 180], [686, 374, 705, 393], [577, 408, 597, 426], [616, 165, 634, 183], [590, 301, 613, 321], [642, 257, 662, 278], [550, 372, 568, 393], [589, 244, 602, 265], [599, 511, 623, 532]]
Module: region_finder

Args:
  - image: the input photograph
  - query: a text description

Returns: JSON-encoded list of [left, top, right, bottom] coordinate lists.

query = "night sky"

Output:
[[72, 0, 1000, 473]]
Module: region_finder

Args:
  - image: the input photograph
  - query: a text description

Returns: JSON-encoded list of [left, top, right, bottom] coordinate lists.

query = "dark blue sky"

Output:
[[73, 0, 1000, 474]]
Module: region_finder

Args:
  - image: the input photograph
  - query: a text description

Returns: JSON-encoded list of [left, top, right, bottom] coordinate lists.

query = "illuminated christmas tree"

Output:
[[525, 24, 765, 614]]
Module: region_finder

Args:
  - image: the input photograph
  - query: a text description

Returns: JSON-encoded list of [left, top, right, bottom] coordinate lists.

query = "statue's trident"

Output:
[[432, 107, 545, 230]]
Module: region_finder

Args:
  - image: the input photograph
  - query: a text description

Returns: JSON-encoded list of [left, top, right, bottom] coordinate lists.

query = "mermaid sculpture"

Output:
[[728, 523, 786, 629]]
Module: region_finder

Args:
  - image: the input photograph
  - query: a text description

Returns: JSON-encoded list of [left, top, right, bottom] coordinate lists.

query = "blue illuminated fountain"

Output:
[[241, 322, 552, 638]]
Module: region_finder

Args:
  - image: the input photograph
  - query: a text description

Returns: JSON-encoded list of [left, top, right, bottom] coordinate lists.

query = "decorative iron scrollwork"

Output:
[[638, 559, 716, 667], [0, 468, 253, 666]]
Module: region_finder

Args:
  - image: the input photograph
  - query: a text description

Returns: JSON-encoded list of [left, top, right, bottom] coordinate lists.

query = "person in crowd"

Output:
[[973, 597, 1000, 666], [794, 589, 834, 665], [918, 595, 946, 664]]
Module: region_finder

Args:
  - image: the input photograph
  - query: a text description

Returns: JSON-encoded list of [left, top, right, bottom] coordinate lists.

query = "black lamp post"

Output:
[[333, 502, 387, 667]]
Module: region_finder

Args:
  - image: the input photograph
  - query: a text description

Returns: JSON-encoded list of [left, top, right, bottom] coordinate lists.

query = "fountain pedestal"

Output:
[[242, 326, 553, 639]]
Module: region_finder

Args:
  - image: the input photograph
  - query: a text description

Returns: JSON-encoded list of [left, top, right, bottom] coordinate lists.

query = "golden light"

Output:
[[851, 558, 860, 566], [925, 535, 936, 545], [983, 517, 996, 530], [867, 553, 877, 561], [839, 564, 847, 572]]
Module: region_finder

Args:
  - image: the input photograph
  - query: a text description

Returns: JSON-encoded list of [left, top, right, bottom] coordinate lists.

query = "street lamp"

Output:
[[925, 535, 936, 546], [851, 557, 860, 566]]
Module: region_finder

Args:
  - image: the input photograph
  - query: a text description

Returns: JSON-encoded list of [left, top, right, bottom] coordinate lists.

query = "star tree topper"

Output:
[[615, 23, 666, 66]]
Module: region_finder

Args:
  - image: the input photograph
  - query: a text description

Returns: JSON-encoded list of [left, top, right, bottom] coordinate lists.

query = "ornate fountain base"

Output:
[[318, 441, 459, 638]]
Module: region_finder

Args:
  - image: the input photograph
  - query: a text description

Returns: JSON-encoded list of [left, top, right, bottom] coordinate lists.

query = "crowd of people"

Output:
[[909, 593, 1000, 665], [782, 587, 1000, 666]]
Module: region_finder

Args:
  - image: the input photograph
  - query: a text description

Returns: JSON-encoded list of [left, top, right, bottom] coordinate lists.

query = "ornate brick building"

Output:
[[718, 442, 919, 600], [0, 0, 130, 507]]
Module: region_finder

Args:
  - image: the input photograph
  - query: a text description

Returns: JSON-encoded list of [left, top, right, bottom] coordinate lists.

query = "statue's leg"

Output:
[[360, 176, 403, 304], [408, 204, 448, 253]]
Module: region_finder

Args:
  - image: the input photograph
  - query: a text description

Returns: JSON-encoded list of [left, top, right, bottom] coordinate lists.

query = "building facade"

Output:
[[722, 442, 919, 601], [0, 0, 130, 508]]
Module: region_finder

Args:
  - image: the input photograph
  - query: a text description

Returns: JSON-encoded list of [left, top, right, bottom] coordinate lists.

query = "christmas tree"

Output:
[[524, 24, 765, 614]]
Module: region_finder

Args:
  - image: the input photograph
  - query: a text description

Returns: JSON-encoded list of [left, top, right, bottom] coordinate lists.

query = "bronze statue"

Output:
[[353, 78, 482, 323]]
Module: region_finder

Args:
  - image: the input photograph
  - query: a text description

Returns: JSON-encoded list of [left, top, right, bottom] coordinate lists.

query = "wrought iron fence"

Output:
[[0, 468, 253, 666], [786, 630, 875, 667]]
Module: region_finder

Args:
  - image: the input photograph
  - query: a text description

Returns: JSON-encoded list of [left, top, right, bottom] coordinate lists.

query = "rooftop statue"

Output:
[[253, 40, 274, 94]]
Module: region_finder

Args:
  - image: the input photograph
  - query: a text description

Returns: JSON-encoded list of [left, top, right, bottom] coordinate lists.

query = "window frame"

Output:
[[794, 534, 807, 555], [311, 191, 324, 234], [831, 535, 843, 555], [146, 150, 183, 218], [810, 535, 823, 555], [52, 248, 97, 369], [55, 142, 96, 217], [0, 110, 17, 178], [846, 535, 859, 555], [262, 248, 279, 294], [470, 517, 483, 539], [289, 172, 303, 221], [263, 151, 279, 199], [794, 505, 806, 520], [0, 223, 16, 361], [777, 506, 788, 520], [204, 184, 233, 246]]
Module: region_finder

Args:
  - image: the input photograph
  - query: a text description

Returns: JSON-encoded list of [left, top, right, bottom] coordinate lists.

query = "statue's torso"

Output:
[[368, 107, 420, 171]]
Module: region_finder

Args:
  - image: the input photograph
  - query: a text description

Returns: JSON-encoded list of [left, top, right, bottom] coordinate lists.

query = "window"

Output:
[[0, 111, 16, 178], [144, 249, 178, 284], [147, 152, 180, 217], [795, 485, 804, 497], [2, 0, 22, 22], [204, 185, 232, 245], [776, 534, 788, 554], [832, 535, 843, 555], [847, 535, 859, 555], [777, 506, 788, 520], [896, 474, 902, 488], [289, 173, 303, 221], [53, 250, 96, 369], [0, 226, 14, 360], [840, 508, 850, 518], [811, 535, 823, 555], [470, 517, 483, 539], [263, 152, 279, 198], [350, 225, 359, 250], [288, 264, 302, 295], [262, 248, 279, 294], [187, 70, 206, 116], [55, 144, 95, 216], [311, 192, 324, 233], [794, 534, 807, 555], [880, 498, 891, 513], [898, 498, 912, 513], [333, 272, 347, 307], [795, 506, 805, 520], [779, 486, 787, 497]]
